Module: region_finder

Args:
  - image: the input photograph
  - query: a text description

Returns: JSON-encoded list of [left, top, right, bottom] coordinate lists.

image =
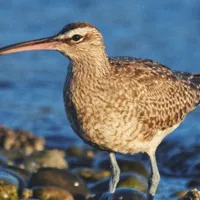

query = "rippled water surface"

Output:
[[0, 1, 200, 199]]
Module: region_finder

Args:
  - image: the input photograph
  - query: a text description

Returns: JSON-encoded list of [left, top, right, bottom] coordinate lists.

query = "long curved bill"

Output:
[[0, 36, 60, 55]]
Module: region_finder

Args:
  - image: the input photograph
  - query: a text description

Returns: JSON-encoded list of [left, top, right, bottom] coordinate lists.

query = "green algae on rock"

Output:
[[32, 186, 74, 200], [93, 156, 149, 178], [90, 173, 147, 194], [73, 167, 110, 183], [0, 180, 18, 200]]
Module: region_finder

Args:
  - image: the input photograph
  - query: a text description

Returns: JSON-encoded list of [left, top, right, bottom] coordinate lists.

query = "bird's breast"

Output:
[[63, 76, 141, 152]]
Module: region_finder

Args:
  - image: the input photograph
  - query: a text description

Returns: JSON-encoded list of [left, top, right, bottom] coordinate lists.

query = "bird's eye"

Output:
[[71, 34, 82, 41]]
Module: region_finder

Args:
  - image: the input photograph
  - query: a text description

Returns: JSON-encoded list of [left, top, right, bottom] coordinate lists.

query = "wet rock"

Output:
[[117, 173, 147, 191], [22, 186, 74, 200], [66, 146, 95, 168], [0, 154, 8, 166], [89, 188, 146, 200], [73, 167, 110, 183], [28, 167, 89, 199], [187, 179, 200, 188], [6, 165, 31, 182], [24, 149, 68, 172], [0, 182, 18, 200], [32, 186, 74, 200], [22, 188, 33, 199], [0, 149, 25, 165], [0, 167, 26, 196], [89, 173, 147, 194], [66, 146, 95, 158], [0, 171, 20, 200], [0, 126, 45, 155], [94, 156, 149, 177], [179, 188, 200, 200]]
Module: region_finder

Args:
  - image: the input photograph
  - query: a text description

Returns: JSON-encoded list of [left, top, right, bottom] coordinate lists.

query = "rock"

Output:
[[0, 167, 26, 196], [66, 146, 95, 168], [89, 173, 147, 194], [88, 188, 146, 200], [28, 167, 89, 199], [93, 156, 149, 178], [24, 149, 68, 172], [73, 167, 110, 183], [22, 186, 74, 200], [179, 188, 200, 200], [0, 172, 19, 200], [66, 146, 95, 159], [0, 154, 8, 166], [0, 149, 25, 165], [32, 186, 74, 200], [0, 126, 45, 155], [187, 179, 200, 188], [6, 165, 31, 182], [22, 188, 33, 199]]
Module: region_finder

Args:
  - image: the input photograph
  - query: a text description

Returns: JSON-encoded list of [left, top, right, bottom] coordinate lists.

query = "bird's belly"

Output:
[[65, 95, 139, 152], [65, 96, 152, 153], [65, 96, 181, 154]]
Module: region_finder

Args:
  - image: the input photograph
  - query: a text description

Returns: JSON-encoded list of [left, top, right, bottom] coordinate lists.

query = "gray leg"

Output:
[[147, 151, 160, 200], [109, 152, 120, 194]]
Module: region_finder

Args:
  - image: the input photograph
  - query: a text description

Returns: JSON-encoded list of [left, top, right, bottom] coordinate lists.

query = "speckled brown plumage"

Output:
[[64, 55, 200, 154]]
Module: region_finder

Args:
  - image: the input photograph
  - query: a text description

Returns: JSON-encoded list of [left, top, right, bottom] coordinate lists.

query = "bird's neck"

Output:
[[70, 51, 111, 81]]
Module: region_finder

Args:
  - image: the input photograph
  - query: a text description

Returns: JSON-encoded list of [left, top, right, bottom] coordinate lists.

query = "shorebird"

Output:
[[0, 22, 200, 200]]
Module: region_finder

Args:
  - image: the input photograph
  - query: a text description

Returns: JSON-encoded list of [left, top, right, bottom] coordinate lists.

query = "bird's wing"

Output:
[[109, 57, 200, 140]]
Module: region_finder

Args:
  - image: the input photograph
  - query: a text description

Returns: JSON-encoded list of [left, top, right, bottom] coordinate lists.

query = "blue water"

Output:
[[0, 1, 200, 198]]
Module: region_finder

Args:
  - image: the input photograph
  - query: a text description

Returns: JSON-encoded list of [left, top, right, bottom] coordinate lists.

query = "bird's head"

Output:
[[0, 22, 105, 61]]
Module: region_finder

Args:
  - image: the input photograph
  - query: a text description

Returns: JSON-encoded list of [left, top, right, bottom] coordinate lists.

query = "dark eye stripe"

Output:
[[56, 34, 86, 44], [59, 38, 71, 43]]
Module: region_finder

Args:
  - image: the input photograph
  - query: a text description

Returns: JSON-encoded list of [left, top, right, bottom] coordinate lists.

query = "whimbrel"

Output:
[[0, 22, 200, 200]]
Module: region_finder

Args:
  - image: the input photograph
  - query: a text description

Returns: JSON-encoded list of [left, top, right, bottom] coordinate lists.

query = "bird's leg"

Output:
[[108, 152, 120, 199], [147, 151, 160, 200]]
